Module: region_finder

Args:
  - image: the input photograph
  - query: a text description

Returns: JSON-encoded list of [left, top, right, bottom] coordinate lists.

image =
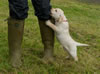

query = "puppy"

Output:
[[46, 8, 88, 61]]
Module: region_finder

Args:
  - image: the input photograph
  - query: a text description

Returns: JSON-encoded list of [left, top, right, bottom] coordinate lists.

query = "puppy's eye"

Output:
[[55, 10, 57, 12]]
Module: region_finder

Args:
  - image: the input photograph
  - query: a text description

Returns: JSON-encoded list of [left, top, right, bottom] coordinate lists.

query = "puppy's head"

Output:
[[51, 8, 64, 22]]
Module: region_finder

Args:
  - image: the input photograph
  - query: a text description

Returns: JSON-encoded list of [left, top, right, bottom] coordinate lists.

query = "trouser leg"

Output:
[[31, 0, 51, 20], [8, 0, 29, 20], [32, 0, 55, 60], [8, 0, 28, 67]]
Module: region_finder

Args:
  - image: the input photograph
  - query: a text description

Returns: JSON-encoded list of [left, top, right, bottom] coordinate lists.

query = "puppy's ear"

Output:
[[58, 16, 64, 22]]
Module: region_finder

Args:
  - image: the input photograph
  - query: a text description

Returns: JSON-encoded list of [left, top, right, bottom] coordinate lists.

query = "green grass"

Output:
[[0, 0, 100, 73]]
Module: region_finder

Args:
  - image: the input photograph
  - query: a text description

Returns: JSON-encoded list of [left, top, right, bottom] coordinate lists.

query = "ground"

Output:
[[0, 0, 100, 74]]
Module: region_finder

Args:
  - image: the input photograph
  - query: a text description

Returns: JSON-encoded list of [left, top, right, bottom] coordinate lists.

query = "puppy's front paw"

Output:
[[46, 20, 52, 26]]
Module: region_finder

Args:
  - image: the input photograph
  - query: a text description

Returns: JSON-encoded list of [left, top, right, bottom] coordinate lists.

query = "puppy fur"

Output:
[[46, 8, 88, 61]]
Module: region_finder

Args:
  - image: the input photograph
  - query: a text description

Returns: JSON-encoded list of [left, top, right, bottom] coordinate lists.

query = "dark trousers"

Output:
[[8, 0, 51, 20]]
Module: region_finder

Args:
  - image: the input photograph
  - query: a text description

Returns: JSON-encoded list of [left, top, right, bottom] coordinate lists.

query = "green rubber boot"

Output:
[[8, 17, 24, 67], [38, 19, 55, 62]]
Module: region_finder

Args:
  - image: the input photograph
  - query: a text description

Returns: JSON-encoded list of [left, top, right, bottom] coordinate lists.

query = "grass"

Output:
[[0, 0, 100, 73]]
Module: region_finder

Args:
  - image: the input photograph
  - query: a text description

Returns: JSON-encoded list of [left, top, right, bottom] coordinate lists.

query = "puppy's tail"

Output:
[[75, 42, 89, 46]]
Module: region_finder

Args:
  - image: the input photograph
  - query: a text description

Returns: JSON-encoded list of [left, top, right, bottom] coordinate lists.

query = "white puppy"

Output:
[[46, 8, 88, 61]]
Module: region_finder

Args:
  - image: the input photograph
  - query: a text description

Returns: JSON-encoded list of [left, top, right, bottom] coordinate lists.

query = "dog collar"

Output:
[[63, 20, 68, 22]]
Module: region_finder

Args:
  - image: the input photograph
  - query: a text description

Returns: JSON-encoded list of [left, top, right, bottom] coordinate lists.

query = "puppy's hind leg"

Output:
[[68, 45, 78, 61], [63, 47, 70, 60]]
